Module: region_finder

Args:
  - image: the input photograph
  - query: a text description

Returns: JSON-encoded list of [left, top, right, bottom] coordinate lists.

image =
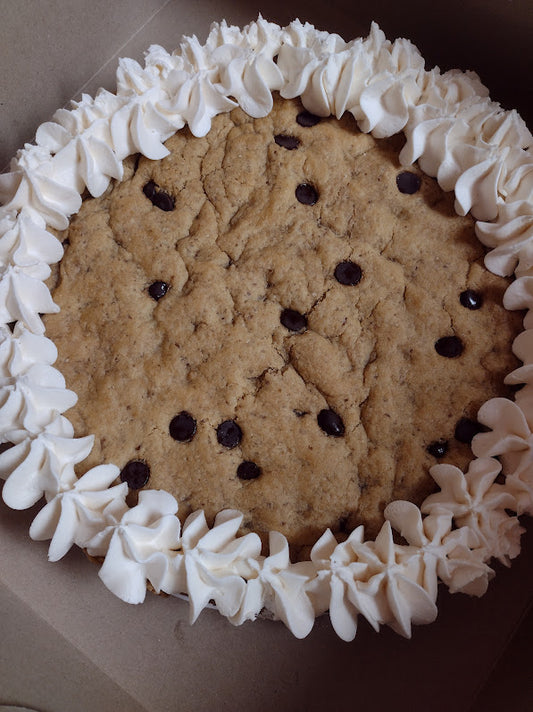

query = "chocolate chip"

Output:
[[338, 516, 350, 533], [295, 183, 318, 205], [274, 134, 300, 150], [396, 171, 421, 194], [217, 419, 242, 449], [455, 417, 484, 444], [280, 308, 307, 332], [334, 261, 362, 286], [317, 408, 345, 437], [143, 180, 175, 211], [296, 110, 321, 127], [120, 460, 150, 489], [169, 411, 197, 442], [237, 461, 261, 480], [460, 289, 483, 310], [435, 336, 464, 358], [143, 180, 157, 200], [148, 281, 170, 301], [426, 440, 449, 458], [152, 191, 175, 212]]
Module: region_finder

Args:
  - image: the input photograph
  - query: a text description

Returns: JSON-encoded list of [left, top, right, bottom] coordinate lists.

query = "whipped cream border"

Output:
[[0, 17, 532, 641]]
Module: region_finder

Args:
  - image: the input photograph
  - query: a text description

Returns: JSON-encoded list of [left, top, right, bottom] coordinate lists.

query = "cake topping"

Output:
[[334, 261, 363, 286], [454, 417, 484, 444], [296, 110, 321, 127], [396, 171, 421, 194], [317, 408, 345, 437], [280, 308, 307, 332], [216, 419, 243, 448], [142, 180, 175, 211], [295, 183, 319, 205], [237, 461, 262, 480], [148, 281, 170, 301], [120, 460, 150, 489], [274, 134, 300, 149], [426, 440, 449, 458], [460, 289, 483, 310], [169, 411, 197, 442], [142, 180, 157, 200], [435, 335, 464, 358]]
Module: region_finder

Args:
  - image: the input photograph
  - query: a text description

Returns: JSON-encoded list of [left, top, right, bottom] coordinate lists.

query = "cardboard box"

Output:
[[1, 2, 532, 710]]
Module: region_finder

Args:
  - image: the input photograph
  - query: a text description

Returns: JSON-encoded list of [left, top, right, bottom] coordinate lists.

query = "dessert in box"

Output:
[[0, 18, 532, 640]]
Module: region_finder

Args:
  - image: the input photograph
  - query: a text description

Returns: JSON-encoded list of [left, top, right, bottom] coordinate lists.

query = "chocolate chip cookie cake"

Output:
[[1, 18, 532, 640]]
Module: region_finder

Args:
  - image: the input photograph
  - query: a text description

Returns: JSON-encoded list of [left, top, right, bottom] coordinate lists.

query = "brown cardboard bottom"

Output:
[[1, 2, 532, 709], [1, 492, 532, 711]]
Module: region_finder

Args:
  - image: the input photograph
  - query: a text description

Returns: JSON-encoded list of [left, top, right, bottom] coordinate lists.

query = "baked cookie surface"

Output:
[[45, 94, 521, 551]]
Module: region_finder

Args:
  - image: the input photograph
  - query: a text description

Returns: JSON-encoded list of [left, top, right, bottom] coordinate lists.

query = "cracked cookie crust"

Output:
[[44, 94, 522, 552]]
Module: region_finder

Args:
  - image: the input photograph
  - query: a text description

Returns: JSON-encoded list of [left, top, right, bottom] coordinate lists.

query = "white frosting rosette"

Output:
[[0, 17, 531, 640]]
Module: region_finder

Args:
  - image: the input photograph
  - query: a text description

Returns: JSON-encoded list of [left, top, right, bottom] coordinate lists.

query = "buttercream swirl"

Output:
[[163, 509, 265, 624], [477, 199, 533, 277], [243, 531, 316, 637], [0, 361, 77, 441], [422, 458, 523, 565], [0, 264, 59, 334], [307, 521, 438, 641], [0, 17, 531, 640], [0, 322, 57, 375], [0, 143, 82, 231], [472, 396, 533, 516], [278, 20, 425, 138], [86, 488, 178, 604], [207, 17, 284, 118], [36, 93, 125, 197], [31, 464, 126, 562], [0, 415, 88, 509], [0, 209, 63, 278], [157, 37, 237, 138]]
